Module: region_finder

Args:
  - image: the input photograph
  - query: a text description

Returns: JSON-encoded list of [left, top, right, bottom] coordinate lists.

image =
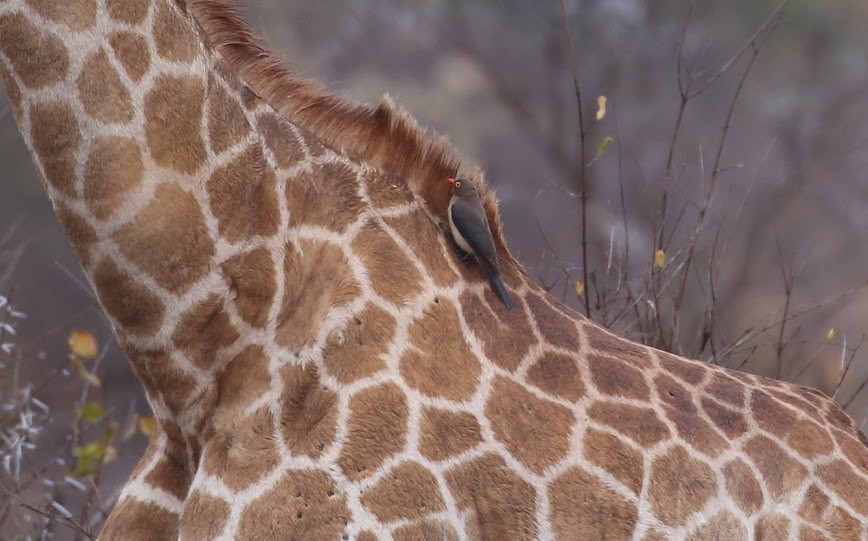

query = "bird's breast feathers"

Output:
[[448, 200, 475, 255]]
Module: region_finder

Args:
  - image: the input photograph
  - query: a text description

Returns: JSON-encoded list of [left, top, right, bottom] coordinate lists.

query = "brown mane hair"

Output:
[[182, 0, 519, 270]]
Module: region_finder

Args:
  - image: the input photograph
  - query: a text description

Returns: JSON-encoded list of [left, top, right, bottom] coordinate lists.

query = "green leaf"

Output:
[[596, 136, 614, 159], [78, 402, 105, 423]]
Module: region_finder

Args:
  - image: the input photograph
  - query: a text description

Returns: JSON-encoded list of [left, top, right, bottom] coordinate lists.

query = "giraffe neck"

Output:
[[0, 0, 348, 431]]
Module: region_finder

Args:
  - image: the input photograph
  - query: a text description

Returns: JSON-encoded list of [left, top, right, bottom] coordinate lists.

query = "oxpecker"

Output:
[[447, 177, 515, 309]]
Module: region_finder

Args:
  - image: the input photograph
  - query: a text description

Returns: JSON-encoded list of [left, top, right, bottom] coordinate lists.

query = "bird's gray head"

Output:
[[448, 177, 478, 199]]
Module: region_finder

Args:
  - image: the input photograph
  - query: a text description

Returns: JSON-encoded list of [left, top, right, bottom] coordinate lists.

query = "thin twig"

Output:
[[558, 0, 590, 317]]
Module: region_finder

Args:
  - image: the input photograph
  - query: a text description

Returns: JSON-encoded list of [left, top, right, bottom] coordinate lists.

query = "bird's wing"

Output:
[[450, 197, 499, 269]]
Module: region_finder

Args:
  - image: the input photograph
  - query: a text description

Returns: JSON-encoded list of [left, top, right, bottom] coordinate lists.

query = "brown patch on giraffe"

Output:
[[656, 373, 696, 413], [78, 49, 134, 124], [115, 183, 215, 293], [743, 435, 808, 500], [526, 351, 585, 401], [486, 377, 573, 474], [657, 351, 709, 385], [727, 369, 757, 386], [361, 461, 446, 522], [257, 112, 304, 168], [648, 445, 717, 526], [29, 101, 79, 197], [686, 511, 745, 541], [298, 128, 329, 156], [393, 520, 459, 541], [352, 222, 423, 304], [322, 303, 393, 384], [583, 428, 644, 495], [754, 514, 791, 541], [799, 526, 831, 541], [172, 295, 239, 370], [280, 363, 339, 459], [419, 408, 483, 462], [588, 401, 671, 446], [769, 388, 825, 423], [144, 74, 207, 173], [212, 346, 270, 419], [286, 161, 365, 233], [365, 169, 415, 208], [277, 240, 362, 350], [445, 453, 538, 540], [107, 0, 149, 24], [832, 429, 868, 475], [143, 442, 192, 500], [203, 407, 281, 492], [799, 483, 832, 525], [826, 403, 860, 435], [400, 301, 480, 401], [787, 419, 834, 458], [816, 460, 868, 516], [94, 259, 165, 336], [701, 397, 748, 439], [26, 0, 96, 30], [384, 212, 459, 288], [237, 469, 350, 541], [525, 293, 581, 351], [54, 203, 96, 268], [208, 145, 280, 243], [153, 1, 200, 63], [583, 323, 652, 367], [722, 459, 763, 514], [0, 15, 69, 90], [640, 531, 668, 541], [356, 533, 377, 541], [460, 290, 535, 372], [797, 484, 864, 540], [705, 372, 746, 408], [207, 81, 252, 154], [99, 500, 179, 540], [84, 137, 144, 219], [338, 382, 408, 481], [124, 347, 199, 416], [221, 248, 276, 328], [665, 408, 729, 458], [108, 31, 151, 82], [549, 466, 639, 540], [820, 507, 862, 541], [180, 491, 230, 539], [751, 390, 799, 439], [588, 354, 650, 400]]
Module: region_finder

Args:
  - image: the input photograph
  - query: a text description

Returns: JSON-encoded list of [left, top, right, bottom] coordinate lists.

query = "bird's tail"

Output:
[[485, 265, 516, 310]]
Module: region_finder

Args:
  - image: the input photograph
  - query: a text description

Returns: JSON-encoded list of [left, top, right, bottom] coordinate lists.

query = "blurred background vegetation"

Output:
[[1, 0, 867, 537]]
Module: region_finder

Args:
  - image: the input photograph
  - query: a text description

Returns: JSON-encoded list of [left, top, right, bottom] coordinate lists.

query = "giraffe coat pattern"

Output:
[[0, 1, 866, 540]]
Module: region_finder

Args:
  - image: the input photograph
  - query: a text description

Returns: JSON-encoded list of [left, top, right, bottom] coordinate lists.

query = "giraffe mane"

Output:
[[182, 0, 520, 271]]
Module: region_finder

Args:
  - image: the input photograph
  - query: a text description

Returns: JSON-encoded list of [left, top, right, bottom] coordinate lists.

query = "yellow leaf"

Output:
[[138, 416, 156, 436], [77, 402, 105, 423], [73, 442, 105, 462], [596, 95, 607, 120], [575, 281, 585, 297], [70, 357, 102, 388], [654, 249, 666, 268], [826, 328, 837, 341], [68, 330, 99, 360]]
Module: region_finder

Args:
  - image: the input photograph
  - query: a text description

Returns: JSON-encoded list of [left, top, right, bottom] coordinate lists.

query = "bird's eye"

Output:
[[454, 181, 461, 188]]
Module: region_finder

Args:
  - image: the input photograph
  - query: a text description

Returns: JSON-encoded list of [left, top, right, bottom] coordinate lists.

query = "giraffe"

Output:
[[0, 0, 866, 539]]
